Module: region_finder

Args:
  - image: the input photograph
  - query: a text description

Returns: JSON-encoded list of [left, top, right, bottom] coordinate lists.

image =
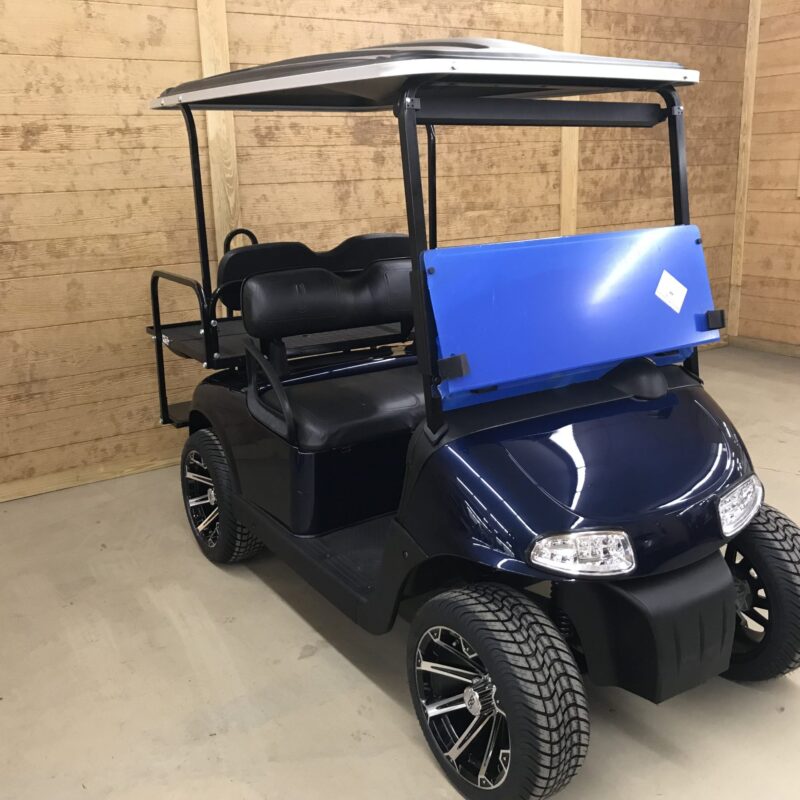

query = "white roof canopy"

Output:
[[153, 38, 699, 111]]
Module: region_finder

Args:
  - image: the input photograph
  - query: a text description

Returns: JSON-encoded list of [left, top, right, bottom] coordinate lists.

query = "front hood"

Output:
[[430, 386, 753, 575], [500, 391, 736, 522]]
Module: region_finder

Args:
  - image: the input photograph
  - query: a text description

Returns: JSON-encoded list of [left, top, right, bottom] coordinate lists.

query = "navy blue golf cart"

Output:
[[149, 39, 800, 800]]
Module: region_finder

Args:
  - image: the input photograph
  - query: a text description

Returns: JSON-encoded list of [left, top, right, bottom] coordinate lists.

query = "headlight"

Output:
[[530, 530, 635, 576], [718, 475, 763, 537]]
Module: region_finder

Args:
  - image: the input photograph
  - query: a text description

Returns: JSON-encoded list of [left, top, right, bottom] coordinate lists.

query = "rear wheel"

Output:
[[407, 583, 589, 800], [180, 429, 263, 564], [723, 505, 800, 681]]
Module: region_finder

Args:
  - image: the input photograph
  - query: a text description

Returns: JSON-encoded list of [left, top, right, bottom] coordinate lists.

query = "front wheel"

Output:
[[407, 583, 589, 800], [723, 505, 800, 681]]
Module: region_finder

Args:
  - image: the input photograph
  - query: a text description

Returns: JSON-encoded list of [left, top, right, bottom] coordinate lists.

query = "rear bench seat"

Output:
[[217, 233, 410, 311]]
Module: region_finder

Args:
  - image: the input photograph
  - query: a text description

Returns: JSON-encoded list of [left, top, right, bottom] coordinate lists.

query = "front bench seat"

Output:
[[242, 258, 423, 450], [262, 365, 424, 450]]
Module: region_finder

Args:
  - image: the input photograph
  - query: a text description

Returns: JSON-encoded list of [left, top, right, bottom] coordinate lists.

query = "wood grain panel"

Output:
[[761, 2, 800, 18], [0, 147, 200, 194], [759, 9, 800, 40], [744, 241, 800, 279], [739, 5, 800, 345], [728, 0, 761, 337], [238, 141, 560, 184], [1, 391, 185, 458], [754, 73, 800, 112], [0, 2, 208, 498], [582, 1, 749, 23], [752, 109, 800, 134], [226, 0, 563, 30], [750, 132, 800, 160], [0, 312, 198, 386], [0, 361, 203, 418], [0, 0, 199, 61], [0, 115, 198, 152], [0, 427, 187, 503], [0, 229, 207, 281], [747, 188, 800, 214], [582, 8, 747, 46], [0, 185, 213, 242], [757, 38, 800, 76], [0, 54, 200, 116], [737, 317, 800, 345], [0, 263, 202, 333], [746, 210, 800, 245]]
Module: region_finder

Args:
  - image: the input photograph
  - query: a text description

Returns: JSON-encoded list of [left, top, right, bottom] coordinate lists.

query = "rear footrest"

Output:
[[163, 401, 190, 428]]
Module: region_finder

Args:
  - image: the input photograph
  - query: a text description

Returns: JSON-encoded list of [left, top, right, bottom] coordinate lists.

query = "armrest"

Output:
[[150, 270, 217, 365], [244, 338, 296, 444]]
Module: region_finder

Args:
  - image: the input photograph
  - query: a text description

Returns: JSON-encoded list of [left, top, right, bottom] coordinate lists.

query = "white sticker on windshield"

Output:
[[655, 269, 687, 314]]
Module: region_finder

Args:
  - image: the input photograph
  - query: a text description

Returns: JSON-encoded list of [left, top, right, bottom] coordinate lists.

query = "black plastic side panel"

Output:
[[559, 552, 736, 703]]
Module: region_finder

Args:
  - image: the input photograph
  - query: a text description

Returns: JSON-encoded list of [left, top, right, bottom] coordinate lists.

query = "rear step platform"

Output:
[[233, 498, 426, 633], [164, 400, 190, 428], [147, 317, 404, 367]]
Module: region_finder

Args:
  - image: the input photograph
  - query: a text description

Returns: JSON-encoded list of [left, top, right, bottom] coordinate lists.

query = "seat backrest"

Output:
[[217, 242, 318, 310], [424, 224, 721, 410], [217, 233, 410, 311], [241, 258, 412, 341]]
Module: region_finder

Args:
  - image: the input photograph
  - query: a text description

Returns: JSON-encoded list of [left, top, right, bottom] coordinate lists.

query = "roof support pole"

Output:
[[196, 0, 243, 258], [426, 124, 438, 249], [560, 0, 581, 236], [180, 104, 213, 299], [660, 86, 699, 376], [660, 87, 690, 227], [397, 86, 445, 437]]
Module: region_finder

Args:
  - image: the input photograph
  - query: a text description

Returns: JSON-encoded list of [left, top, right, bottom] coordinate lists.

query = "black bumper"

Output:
[[559, 552, 736, 703]]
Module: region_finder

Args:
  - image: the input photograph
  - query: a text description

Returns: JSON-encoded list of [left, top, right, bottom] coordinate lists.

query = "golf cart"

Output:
[[148, 39, 800, 800]]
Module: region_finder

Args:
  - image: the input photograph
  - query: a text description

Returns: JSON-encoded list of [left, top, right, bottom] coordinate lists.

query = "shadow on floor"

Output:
[[246, 552, 414, 711]]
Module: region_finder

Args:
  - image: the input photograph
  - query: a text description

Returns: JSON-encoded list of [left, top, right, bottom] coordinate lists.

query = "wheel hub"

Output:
[[463, 675, 496, 718], [734, 576, 753, 613]]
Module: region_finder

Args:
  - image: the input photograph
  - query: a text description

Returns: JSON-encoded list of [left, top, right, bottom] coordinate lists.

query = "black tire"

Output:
[[407, 583, 589, 800], [180, 428, 263, 564], [723, 505, 800, 681]]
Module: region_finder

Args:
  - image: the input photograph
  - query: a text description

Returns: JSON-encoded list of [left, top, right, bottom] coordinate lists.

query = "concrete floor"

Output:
[[2, 346, 799, 800]]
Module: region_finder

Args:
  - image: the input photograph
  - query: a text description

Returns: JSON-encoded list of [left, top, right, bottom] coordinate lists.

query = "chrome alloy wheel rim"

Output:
[[414, 626, 510, 789], [184, 450, 220, 548]]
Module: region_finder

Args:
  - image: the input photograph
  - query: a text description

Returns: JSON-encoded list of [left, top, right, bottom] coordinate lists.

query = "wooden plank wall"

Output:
[[0, 0, 209, 501], [577, 0, 751, 314], [0, 1, 773, 501], [226, 2, 564, 249], [737, 0, 800, 350]]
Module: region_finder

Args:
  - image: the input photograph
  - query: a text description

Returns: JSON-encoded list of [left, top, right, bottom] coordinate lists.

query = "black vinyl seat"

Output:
[[242, 257, 421, 451], [261, 365, 424, 450], [217, 233, 410, 310]]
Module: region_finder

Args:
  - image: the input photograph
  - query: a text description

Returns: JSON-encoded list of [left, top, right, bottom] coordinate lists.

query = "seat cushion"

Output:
[[261, 365, 424, 450]]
